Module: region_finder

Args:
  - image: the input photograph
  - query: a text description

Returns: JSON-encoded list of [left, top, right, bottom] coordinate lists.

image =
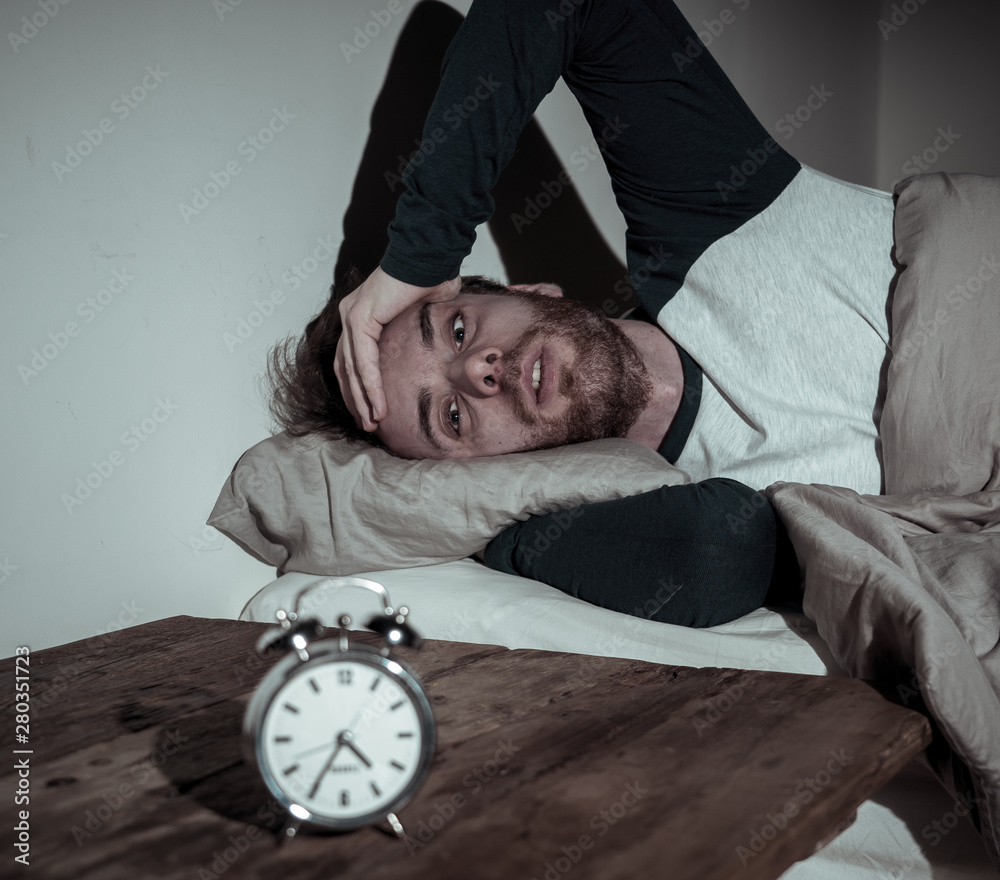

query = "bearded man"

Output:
[[270, 0, 903, 624]]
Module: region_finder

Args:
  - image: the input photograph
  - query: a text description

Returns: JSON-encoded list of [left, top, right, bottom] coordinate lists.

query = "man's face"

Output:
[[373, 289, 651, 459]]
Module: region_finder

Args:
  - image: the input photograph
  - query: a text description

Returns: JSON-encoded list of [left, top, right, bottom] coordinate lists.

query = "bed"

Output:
[[211, 171, 1000, 878]]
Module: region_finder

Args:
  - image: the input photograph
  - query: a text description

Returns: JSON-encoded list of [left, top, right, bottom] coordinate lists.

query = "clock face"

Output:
[[255, 650, 433, 827]]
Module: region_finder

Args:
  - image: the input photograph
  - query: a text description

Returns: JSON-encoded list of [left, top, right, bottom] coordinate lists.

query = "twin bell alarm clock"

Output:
[[243, 577, 435, 842]]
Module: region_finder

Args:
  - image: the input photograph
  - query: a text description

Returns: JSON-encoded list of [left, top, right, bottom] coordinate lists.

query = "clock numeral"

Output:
[[274, 736, 292, 743], [308, 677, 321, 694], [338, 669, 353, 685], [390, 760, 406, 772], [390, 700, 404, 711], [371, 782, 382, 797], [283, 702, 300, 714], [397, 732, 414, 738], [340, 789, 350, 807], [283, 764, 300, 776], [369, 676, 381, 692]]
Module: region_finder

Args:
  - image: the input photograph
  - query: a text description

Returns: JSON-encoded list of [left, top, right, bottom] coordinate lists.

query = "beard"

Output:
[[496, 293, 652, 450]]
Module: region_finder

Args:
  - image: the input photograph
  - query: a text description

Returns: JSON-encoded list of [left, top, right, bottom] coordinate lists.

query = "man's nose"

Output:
[[452, 347, 504, 397]]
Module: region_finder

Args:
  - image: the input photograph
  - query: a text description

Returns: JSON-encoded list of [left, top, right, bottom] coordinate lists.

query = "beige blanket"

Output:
[[767, 172, 1000, 868]]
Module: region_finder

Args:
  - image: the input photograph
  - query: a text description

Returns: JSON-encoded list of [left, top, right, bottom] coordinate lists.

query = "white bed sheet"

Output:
[[239, 560, 996, 879]]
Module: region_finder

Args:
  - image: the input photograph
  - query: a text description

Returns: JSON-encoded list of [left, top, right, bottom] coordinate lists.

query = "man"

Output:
[[335, 0, 894, 495], [278, 0, 899, 624]]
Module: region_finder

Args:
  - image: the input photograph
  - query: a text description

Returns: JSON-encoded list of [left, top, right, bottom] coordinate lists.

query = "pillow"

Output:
[[208, 432, 686, 576], [881, 172, 1000, 495]]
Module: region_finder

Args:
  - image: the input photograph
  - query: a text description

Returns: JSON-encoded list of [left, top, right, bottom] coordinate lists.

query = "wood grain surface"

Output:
[[2, 615, 931, 880]]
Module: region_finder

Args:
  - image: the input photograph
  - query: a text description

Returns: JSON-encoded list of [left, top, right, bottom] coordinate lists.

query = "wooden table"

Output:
[[2, 615, 931, 879]]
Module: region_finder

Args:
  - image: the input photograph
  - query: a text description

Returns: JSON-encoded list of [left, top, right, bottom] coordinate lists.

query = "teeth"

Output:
[[531, 358, 541, 391]]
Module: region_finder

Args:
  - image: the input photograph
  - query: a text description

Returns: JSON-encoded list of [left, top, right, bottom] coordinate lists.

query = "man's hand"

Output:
[[334, 266, 461, 431]]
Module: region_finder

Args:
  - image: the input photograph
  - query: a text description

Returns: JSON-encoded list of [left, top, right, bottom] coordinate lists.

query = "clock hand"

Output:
[[340, 671, 394, 736], [291, 739, 345, 762], [344, 738, 373, 769], [308, 737, 344, 800]]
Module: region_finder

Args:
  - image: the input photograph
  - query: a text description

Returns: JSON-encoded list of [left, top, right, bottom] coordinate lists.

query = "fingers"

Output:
[[333, 330, 370, 431], [335, 268, 462, 431], [335, 292, 382, 431], [350, 327, 386, 427]]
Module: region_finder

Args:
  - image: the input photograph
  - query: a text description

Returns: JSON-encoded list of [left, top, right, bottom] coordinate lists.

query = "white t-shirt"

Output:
[[661, 167, 896, 494]]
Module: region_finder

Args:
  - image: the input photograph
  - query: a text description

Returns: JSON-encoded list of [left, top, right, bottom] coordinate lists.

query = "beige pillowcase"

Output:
[[208, 431, 687, 576], [881, 172, 1000, 494]]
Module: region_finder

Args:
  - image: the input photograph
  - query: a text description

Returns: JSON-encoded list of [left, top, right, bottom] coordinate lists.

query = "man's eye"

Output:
[[452, 314, 465, 349], [448, 400, 461, 434]]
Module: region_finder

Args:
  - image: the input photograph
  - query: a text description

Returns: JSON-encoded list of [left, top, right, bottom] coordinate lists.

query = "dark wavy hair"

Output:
[[266, 272, 510, 446]]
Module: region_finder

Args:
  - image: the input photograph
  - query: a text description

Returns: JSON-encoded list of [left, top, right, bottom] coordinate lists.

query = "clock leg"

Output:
[[278, 816, 303, 846], [384, 812, 406, 841]]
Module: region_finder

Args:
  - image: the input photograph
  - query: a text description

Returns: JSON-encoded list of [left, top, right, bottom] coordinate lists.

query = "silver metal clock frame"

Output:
[[241, 576, 436, 842]]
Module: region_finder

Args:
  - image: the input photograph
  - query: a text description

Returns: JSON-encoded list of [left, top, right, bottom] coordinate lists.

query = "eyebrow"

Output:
[[418, 387, 446, 453], [419, 303, 434, 349]]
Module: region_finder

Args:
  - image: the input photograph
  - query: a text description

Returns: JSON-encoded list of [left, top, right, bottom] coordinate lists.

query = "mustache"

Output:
[[499, 329, 545, 425]]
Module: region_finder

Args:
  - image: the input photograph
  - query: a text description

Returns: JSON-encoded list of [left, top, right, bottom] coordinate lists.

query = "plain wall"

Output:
[[2, 0, 996, 655]]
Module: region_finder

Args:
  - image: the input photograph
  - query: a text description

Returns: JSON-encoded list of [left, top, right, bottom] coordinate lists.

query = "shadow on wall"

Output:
[[334, 0, 631, 315]]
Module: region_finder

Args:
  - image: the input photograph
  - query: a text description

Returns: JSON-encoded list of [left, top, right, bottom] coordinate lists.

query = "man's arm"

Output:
[[381, 0, 584, 287], [382, 0, 799, 310], [483, 479, 801, 628], [337, 0, 586, 423]]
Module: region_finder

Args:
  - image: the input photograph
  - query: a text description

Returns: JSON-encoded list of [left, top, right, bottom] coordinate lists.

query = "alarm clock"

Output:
[[243, 576, 435, 842]]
